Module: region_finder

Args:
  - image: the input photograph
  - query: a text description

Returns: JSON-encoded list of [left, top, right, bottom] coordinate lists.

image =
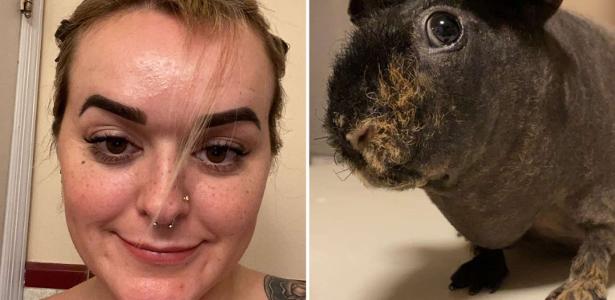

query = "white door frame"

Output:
[[0, 0, 45, 298]]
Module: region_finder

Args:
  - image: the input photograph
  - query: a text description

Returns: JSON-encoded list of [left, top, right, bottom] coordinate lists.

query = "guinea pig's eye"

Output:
[[426, 12, 462, 47]]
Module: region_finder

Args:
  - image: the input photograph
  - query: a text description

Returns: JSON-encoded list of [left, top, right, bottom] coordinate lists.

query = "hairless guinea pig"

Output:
[[325, 0, 615, 298]]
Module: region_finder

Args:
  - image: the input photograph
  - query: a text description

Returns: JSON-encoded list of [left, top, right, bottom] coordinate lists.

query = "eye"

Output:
[[84, 135, 141, 165], [426, 12, 462, 47], [194, 139, 248, 173], [105, 137, 129, 154], [205, 145, 232, 164]]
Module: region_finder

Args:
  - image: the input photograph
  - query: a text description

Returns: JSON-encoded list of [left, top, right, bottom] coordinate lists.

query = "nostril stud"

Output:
[[346, 124, 373, 152]]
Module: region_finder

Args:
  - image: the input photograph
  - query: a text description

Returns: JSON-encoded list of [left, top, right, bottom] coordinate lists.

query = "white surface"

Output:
[[311, 156, 615, 300]]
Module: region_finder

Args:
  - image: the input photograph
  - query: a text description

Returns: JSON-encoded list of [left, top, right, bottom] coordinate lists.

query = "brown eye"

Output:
[[106, 137, 128, 154], [206, 146, 229, 164], [194, 139, 247, 173], [84, 134, 141, 165]]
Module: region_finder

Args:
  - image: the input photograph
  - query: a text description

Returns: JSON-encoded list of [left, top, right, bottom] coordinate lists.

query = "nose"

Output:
[[346, 123, 374, 152], [136, 159, 190, 228]]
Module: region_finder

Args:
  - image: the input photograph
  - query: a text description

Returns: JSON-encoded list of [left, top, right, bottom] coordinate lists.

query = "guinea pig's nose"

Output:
[[346, 123, 374, 152]]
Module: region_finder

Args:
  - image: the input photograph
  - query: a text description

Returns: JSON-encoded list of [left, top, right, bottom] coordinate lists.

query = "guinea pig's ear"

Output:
[[498, 0, 563, 26], [523, 0, 562, 24], [348, 0, 406, 25]]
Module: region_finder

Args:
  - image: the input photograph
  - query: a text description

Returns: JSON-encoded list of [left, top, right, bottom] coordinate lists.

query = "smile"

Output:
[[118, 235, 202, 266]]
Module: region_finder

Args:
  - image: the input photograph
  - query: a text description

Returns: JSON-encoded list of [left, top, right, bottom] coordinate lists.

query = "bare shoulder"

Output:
[[263, 275, 306, 300]]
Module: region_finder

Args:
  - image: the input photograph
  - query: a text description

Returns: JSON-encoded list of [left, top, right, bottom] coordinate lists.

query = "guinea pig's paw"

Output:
[[448, 249, 508, 295], [546, 280, 607, 300]]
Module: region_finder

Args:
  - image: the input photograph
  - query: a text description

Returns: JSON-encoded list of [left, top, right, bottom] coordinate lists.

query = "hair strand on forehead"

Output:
[[51, 0, 289, 236], [52, 0, 288, 157]]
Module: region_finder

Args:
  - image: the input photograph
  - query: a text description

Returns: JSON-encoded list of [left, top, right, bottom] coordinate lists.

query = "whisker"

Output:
[[334, 167, 350, 175], [333, 151, 345, 165], [313, 136, 328, 141], [334, 167, 353, 181]]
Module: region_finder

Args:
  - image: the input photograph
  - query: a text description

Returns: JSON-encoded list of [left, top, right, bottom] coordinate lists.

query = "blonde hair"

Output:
[[52, 0, 289, 155]]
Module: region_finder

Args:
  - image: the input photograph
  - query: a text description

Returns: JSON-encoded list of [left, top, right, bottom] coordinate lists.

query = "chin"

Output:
[[355, 167, 428, 191], [82, 235, 227, 300]]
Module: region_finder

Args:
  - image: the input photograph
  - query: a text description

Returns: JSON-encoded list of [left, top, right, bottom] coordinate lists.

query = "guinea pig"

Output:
[[325, 0, 615, 299]]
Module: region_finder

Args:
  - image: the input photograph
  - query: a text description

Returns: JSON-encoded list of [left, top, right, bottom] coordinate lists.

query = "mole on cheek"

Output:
[[81, 161, 86, 164]]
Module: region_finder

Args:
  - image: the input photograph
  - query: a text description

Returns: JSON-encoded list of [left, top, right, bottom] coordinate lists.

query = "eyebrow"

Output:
[[80, 94, 260, 130], [196, 107, 261, 130], [80, 94, 147, 124]]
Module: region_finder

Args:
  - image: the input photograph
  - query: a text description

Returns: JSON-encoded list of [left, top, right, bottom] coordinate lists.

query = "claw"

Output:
[[449, 248, 508, 295]]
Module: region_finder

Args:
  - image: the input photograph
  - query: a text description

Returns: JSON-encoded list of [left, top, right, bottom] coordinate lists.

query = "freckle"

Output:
[[81, 161, 85, 164]]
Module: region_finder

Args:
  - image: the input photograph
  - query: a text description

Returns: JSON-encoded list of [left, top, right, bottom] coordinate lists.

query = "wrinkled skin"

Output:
[[326, 0, 615, 298]]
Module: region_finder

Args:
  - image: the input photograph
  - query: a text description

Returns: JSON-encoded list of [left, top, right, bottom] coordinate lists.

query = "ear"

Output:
[[520, 0, 562, 24], [348, 0, 405, 25], [493, 0, 563, 26]]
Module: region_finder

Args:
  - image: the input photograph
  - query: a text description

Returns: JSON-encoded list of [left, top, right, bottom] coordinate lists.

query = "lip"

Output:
[[118, 235, 202, 265]]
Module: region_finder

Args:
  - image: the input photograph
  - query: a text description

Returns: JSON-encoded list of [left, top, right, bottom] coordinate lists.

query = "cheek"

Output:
[[61, 159, 137, 228], [57, 126, 138, 229], [189, 163, 269, 237]]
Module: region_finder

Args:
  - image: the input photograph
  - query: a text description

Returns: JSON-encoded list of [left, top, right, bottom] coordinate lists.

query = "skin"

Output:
[[51, 8, 277, 300]]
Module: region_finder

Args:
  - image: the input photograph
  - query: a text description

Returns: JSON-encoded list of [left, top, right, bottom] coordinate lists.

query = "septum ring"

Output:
[[151, 194, 188, 229], [152, 220, 175, 229]]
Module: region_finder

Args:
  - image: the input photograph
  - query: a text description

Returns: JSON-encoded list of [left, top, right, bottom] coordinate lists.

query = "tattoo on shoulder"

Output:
[[264, 275, 306, 300]]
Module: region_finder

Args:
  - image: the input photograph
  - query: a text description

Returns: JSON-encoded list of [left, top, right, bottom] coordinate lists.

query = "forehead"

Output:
[[69, 8, 274, 124]]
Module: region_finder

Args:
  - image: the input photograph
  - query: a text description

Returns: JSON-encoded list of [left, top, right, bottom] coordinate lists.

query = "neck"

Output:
[[79, 264, 252, 300], [199, 264, 243, 300]]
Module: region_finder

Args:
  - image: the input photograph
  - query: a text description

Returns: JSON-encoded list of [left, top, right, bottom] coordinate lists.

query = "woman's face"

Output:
[[56, 8, 274, 299]]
